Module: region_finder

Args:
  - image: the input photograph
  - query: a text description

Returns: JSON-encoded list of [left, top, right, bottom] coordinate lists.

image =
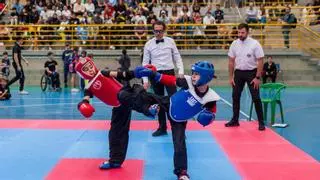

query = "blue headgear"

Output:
[[191, 61, 215, 86]]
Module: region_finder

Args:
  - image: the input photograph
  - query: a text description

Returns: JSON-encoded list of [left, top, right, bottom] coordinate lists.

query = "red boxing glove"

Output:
[[159, 74, 176, 86], [78, 99, 95, 118], [75, 57, 99, 80], [144, 64, 157, 72]]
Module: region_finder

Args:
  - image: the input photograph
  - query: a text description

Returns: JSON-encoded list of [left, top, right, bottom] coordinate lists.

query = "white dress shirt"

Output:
[[228, 37, 264, 70], [142, 36, 184, 83]]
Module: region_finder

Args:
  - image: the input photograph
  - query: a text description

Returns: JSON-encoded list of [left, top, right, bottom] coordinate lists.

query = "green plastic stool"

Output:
[[249, 83, 286, 125]]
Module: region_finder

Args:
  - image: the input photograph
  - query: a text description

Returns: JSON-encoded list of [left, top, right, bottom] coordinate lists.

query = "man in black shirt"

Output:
[[7, 36, 29, 95], [213, 4, 224, 23], [44, 52, 60, 91], [262, 56, 277, 83]]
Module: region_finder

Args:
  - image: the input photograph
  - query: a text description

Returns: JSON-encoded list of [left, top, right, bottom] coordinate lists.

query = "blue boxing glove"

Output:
[[133, 66, 146, 78], [197, 109, 215, 127], [134, 66, 161, 82]]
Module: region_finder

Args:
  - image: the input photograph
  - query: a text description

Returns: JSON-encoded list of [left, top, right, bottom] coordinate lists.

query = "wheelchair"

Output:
[[40, 73, 52, 92]]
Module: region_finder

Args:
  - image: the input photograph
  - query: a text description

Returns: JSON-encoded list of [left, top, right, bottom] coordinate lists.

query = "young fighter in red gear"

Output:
[[75, 57, 163, 172]]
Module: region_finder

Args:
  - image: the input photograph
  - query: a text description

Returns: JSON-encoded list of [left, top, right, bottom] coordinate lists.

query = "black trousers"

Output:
[[63, 62, 70, 85], [151, 69, 177, 131], [262, 75, 276, 84], [232, 69, 264, 123], [108, 104, 132, 165], [117, 84, 188, 175], [7, 62, 25, 91]]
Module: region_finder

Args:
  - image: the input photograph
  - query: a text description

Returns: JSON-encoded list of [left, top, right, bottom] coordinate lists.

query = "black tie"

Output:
[[156, 39, 164, 44]]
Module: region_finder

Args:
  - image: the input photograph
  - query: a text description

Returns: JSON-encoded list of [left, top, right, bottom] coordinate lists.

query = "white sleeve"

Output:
[[228, 41, 236, 58], [254, 41, 264, 59], [142, 42, 151, 83]]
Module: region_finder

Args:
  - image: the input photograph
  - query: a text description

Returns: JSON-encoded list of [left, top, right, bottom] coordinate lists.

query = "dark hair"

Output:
[[152, 21, 166, 31], [47, 52, 54, 56], [3, 51, 8, 55], [81, 50, 87, 55], [122, 49, 127, 55], [238, 23, 249, 32]]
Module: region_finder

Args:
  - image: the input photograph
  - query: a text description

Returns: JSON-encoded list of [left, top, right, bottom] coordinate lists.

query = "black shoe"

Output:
[[64, 84, 68, 88], [225, 120, 240, 127], [99, 161, 121, 170], [152, 129, 167, 137], [258, 123, 266, 131]]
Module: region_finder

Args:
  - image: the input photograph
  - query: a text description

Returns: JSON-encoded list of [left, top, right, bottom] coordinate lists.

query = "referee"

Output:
[[225, 23, 265, 131], [142, 21, 184, 136]]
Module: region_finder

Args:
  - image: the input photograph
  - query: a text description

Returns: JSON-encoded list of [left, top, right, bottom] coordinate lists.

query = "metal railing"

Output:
[[0, 23, 317, 54]]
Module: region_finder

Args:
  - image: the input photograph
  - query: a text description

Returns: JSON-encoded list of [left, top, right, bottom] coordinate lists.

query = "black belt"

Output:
[[235, 68, 257, 72]]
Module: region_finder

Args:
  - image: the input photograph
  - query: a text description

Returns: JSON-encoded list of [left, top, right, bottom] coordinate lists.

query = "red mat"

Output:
[[210, 121, 320, 180], [46, 159, 144, 180]]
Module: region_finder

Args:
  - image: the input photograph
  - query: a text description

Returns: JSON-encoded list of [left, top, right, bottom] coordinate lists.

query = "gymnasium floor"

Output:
[[0, 86, 320, 180]]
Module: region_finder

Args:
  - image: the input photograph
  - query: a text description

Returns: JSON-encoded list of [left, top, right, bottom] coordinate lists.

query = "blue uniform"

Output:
[[169, 75, 220, 122]]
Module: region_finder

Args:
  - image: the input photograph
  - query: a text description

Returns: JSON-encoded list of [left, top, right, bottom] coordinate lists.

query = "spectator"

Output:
[[262, 56, 277, 83], [114, 0, 127, 19], [73, 0, 85, 16], [147, 10, 157, 24], [203, 11, 215, 25], [1, 52, 10, 77], [258, 4, 267, 24], [62, 43, 73, 88], [10, 7, 19, 25], [281, 6, 296, 48], [180, 5, 191, 17], [85, 0, 95, 16], [131, 10, 147, 24], [70, 47, 80, 92], [246, 2, 258, 23], [170, 5, 178, 23], [213, 4, 224, 23], [0, 73, 10, 100], [158, 10, 170, 24], [27, 6, 40, 24], [44, 52, 61, 91], [193, 13, 205, 50], [61, 5, 71, 19], [53, 5, 62, 18], [12, 0, 24, 16]]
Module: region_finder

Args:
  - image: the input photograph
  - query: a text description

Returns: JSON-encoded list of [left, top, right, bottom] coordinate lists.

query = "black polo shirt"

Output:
[[12, 42, 22, 65]]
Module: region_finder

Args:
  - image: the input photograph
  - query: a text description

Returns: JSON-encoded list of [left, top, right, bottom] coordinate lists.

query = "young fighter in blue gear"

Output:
[[132, 61, 220, 180]]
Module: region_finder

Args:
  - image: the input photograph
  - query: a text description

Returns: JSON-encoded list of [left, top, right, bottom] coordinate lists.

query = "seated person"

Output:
[[262, 56, 277, 83], [44, 52, 61, 91], [1, 51, 10, 77], [0, 70, 10, 100], [246, 3, 259, 24]]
